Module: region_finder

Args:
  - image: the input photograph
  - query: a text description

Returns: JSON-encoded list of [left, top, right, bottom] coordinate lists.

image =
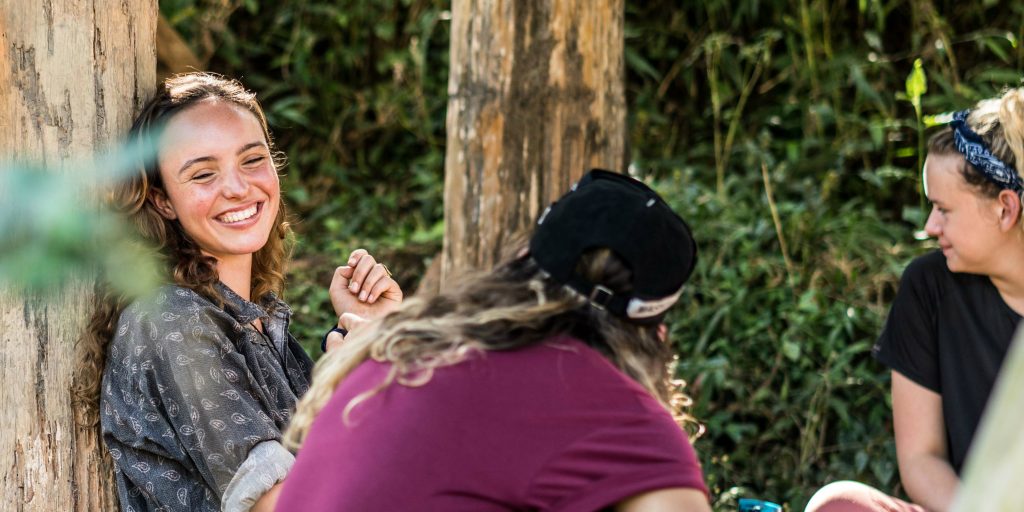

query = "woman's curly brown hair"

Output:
[[72, 72, 292, 425]]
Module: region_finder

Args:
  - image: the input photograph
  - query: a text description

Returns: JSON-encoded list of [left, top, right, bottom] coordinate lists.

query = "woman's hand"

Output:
[[323, 312, 370, 352], [329, 249, 403, 320]]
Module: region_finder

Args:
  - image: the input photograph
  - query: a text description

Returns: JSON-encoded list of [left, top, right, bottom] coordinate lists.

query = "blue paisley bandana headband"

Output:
[[950, 109, 1024, 193]]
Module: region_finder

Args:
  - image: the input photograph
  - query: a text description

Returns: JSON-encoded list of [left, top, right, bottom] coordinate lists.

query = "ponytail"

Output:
[[996, 88, 1024, 178]]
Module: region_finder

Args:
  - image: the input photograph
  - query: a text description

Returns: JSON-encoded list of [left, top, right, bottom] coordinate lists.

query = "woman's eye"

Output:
[[244, 156, 266, 166], [191, 172, 214, 181]]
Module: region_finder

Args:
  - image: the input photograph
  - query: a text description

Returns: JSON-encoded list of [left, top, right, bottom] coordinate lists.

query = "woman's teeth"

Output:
[[218, 204, 258, 223]]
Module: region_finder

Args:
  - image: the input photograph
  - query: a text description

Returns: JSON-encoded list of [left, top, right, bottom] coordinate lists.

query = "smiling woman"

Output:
[[72, 73, 403, 512], [150, 100, 283, 294], [806, 88, 1024, 512]]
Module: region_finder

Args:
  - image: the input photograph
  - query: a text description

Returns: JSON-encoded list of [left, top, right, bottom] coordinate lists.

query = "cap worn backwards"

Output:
[[529, 169, 698, 324]]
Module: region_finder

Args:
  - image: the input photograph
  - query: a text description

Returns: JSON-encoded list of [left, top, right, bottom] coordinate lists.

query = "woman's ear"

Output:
[[149, 188, 178, 220], [997, 189, 1021, 231]]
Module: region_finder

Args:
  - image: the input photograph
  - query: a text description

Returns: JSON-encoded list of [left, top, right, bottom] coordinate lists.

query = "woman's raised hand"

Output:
[[329, 249, 403, 320]]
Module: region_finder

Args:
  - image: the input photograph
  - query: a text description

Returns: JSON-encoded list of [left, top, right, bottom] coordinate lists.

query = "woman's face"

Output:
[[923, 153, 1004, 274], [151, 100, 280, 264]]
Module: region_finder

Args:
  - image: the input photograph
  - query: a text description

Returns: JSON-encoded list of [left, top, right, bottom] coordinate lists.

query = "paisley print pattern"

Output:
[[100, 283, 314, 511]]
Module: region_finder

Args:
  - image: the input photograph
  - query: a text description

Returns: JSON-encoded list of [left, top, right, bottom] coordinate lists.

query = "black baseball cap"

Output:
[[529, 169, 697, 324]]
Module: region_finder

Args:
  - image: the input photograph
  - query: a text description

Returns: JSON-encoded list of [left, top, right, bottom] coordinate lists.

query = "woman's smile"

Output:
[[217, 201, 263, 225]]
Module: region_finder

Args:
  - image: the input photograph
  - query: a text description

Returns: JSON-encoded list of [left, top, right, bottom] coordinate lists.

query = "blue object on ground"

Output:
[[738, 498, 783, 512]]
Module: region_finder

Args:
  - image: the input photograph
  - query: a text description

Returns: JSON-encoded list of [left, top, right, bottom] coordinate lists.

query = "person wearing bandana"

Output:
[[805, 90, 1024, 511]]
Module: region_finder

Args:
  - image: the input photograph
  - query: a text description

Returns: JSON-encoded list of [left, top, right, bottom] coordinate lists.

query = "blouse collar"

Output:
[[214, 281, 291, 325]]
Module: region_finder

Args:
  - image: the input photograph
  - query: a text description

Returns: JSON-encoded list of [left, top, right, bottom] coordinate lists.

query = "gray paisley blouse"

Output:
[[100, 283, 314, 511]]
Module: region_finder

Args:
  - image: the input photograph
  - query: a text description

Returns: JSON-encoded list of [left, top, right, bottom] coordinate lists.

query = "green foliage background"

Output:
[[160, 1, 1024, 509]]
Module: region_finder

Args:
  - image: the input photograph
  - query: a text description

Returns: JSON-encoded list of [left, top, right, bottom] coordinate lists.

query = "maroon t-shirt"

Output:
[[277, 335, 707, 511]]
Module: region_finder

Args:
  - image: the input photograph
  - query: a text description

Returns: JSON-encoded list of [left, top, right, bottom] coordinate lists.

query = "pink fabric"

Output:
[[277, 336, 707, 511], [805, 481, 926, 512]]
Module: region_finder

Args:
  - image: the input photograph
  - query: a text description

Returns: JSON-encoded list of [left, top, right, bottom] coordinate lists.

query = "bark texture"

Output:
[[442, 0, 626, 281], [0, 1, 156, 510]]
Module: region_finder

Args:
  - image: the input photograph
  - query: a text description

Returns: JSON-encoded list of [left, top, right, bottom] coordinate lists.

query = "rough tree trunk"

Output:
[[442, 0, 626, 282], [0, 1, 156, 510]]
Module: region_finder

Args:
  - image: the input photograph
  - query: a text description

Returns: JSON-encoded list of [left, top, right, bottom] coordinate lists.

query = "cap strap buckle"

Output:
[[589, 284, 614, 311]]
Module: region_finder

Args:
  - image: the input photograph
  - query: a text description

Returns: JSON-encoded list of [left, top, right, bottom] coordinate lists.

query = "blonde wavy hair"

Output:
[[72, 72, 292, 424], [929, 87, 1024, 226], [284, 247, 695, 449]]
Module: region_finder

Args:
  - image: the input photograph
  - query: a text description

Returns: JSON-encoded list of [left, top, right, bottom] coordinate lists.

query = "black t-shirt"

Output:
[[873, 250, 1021, 473]]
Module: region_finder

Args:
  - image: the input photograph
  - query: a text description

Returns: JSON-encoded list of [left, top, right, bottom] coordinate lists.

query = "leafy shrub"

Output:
[[659, 167, 914, 507]]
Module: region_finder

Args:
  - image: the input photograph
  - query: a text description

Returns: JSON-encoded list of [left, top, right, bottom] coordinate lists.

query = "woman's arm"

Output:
[[892, 371, 960, 512], [324, 312, 369, 351], [221, 441, 293, 512], [323, 249, 402, 352], [251, 482, 282, 512], [615, 488, 711, 512]]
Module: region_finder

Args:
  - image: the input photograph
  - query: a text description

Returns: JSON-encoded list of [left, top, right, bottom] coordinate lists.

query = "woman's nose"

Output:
[[222, 167, 250, 198], [924, 207, 941, 237]]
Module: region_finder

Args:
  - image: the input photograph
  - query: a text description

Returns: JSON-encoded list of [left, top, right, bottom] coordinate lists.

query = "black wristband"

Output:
[[321, 326, 348, 352]]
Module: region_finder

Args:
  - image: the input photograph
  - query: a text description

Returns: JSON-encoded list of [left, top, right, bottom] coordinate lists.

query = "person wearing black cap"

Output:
[[274, 169, 711, 512]]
